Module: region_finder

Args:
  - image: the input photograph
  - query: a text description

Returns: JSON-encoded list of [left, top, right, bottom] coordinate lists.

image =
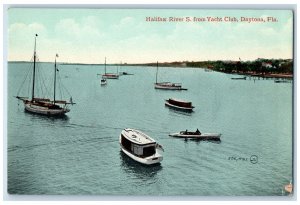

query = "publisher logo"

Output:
[[250, 155, 258, 164]]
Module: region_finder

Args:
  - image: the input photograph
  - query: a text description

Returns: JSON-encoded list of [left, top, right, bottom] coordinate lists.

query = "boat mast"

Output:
[[155, 61, 158, 84], [54, 54, 58, 105], [31, 34, 38, 101], [104, 57, 106, 74]]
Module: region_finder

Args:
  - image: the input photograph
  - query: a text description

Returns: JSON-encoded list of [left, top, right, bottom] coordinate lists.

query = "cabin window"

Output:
[[143, 146, 156, 157], [121, 134, 131, 151], [132, 145, 143, 156], [121, 134, 156, 157]]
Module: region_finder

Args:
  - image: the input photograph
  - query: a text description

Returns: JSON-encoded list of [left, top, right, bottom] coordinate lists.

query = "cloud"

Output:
[[9, 22, 47, 34], [54, 16, 105, 45], [8, 22, 48, 61], [120, 17, 135, 26], [55, 19, 80, 38], [8, 10, 294, 63]]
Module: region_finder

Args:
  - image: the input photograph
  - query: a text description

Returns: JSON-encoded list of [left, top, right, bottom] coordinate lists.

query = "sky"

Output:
[[7, 8, 293, 64]]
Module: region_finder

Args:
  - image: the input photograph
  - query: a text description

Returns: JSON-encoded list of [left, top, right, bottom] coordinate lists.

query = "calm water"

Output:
[[7, 62, 293, 196]]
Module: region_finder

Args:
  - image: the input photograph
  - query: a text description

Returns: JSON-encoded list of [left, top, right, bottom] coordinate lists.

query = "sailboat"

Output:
[[154, 61, 187, 90], [102, 57, 119, 79], [16, 34, 75, 116]]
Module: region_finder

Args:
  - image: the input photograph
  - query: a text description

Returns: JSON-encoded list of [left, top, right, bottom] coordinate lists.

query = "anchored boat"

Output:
[[119, 128, 164, 165], [15, 34, 75, 116], [169, 129, 221, 140], [100, 78, 107, 85], [274, 79, 291, 83], [165, 98, 194, 111], [154, 61, 187, 90], [231, 76, 246, 80], [102, 57, 119, 79]]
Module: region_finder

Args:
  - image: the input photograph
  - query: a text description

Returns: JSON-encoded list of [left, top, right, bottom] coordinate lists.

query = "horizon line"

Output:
[[7, 58, 293, 65]]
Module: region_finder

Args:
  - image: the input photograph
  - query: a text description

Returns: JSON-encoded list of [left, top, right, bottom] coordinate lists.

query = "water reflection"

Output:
[[119, 151, 162, 180], [166, 106, 194, 116], [24, 110, 70, 123], [183, 138, 221, 145]]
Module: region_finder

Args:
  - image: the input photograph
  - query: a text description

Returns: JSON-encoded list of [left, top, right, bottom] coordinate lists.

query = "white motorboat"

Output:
[[16, 34, 75, 116], [119, 128, 163, 165], [169, 129, 221, 140], [165, 98, 194, 111]]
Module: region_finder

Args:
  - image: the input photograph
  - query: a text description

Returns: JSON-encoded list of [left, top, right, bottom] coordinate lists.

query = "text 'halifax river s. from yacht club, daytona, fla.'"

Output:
[[145, 16, 278, 23]]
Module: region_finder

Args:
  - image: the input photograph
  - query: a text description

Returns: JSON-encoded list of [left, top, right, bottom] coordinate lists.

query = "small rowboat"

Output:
[[100, 78, 107, 85], [169, 130, 221, 140]]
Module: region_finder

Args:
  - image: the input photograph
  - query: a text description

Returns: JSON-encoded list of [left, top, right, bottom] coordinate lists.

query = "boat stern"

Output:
[[144, 153, 163, 165]]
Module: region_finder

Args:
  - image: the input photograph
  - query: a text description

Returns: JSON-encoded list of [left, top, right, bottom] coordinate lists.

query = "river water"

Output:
[[7, 62, 293, 196]]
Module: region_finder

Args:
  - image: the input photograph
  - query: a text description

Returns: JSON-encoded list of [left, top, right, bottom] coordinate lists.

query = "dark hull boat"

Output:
[[165, 98, 194, 111]]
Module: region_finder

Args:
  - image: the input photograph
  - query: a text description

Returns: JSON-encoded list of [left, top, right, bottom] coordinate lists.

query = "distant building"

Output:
[[262, 62, 273, 68]]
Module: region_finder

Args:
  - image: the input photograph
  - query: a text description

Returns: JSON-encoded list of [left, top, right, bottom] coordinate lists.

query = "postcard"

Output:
[[6, 7, 294, 197]]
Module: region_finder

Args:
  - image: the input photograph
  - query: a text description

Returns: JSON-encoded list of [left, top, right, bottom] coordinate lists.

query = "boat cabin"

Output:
[[120, 131, 157, 158]]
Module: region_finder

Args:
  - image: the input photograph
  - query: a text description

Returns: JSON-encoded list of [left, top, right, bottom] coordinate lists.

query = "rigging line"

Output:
[[57, 71, 68, 98], [17, 55, 34, 96], [60, 81, 72, 98], [45, 67, 54, 99], [27, 57, 35, 98], [39, 67, 47, 98], [57, 73, 63, 100], [58, 73, 72, 98], [36, 64, 42, 98], [35, 60, 42, 97], [37, 60, 48, 99], [39, 63, 51, 98], [16, 62, 32, 96], [27, 71, 32, 98], [56, 70, 60, 99], [27, 59, 34, 98]]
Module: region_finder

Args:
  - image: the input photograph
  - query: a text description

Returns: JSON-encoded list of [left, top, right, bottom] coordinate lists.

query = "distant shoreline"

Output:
[[8, 59, 293, 79]]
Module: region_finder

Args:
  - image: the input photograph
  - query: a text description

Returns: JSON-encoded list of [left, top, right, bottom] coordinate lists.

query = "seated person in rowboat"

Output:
[[195, 129, 201, 135]]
